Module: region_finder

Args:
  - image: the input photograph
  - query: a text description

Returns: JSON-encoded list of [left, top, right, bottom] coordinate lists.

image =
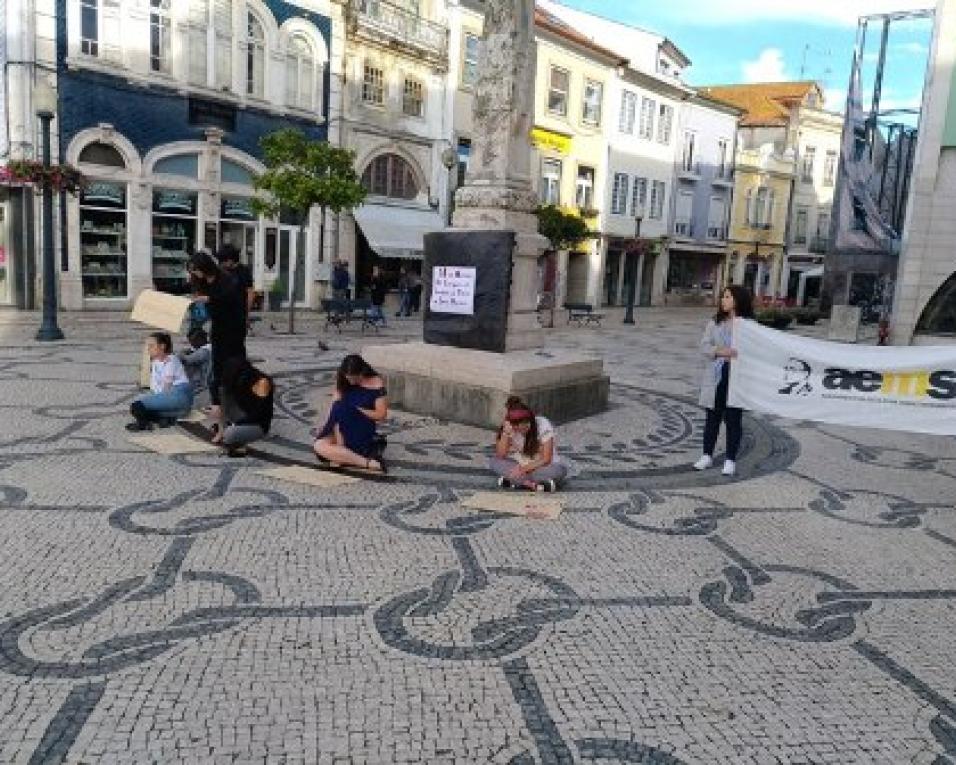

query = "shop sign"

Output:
[[221, 196, 256, 220], [530, 127, 572, 155], [82, 182, 125, 206], [154, 190, 196, 214]]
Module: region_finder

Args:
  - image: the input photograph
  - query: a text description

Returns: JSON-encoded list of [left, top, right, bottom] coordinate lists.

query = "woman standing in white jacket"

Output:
[[693, 284, 754, 477]]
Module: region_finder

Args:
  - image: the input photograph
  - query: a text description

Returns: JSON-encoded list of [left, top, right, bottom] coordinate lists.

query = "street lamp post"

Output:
[[34, 81, 64, 341], [623, 209, 643, 325]]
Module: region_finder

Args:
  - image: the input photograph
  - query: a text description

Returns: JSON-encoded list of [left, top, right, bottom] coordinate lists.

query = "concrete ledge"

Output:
[[362, 342, 609, 428]]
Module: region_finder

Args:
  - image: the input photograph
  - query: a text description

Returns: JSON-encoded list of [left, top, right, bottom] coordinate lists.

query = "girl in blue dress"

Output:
[[313, 355, 389, 472]]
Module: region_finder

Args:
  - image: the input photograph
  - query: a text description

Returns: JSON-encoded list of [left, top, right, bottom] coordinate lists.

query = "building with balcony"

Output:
[[701, 81, 844, 303], [666, 93, 741, 306], [337, 0, 450, 302], [447, 0, 624, 309], [1, 0, 336, 311], [537, 0, 693, 308]]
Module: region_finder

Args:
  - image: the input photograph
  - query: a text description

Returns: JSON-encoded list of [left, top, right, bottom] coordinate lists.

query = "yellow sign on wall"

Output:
[[530, 127, 572, 155]]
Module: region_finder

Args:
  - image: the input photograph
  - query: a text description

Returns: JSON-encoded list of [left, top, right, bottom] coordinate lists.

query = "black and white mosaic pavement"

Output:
[[0, 308, 954, 764]]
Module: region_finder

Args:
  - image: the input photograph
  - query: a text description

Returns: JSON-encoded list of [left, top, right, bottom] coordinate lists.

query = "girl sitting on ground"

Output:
[[313, 354, 388, 473], [219, 357, 274, 457], [490, 396, 569, 492], [127, 332, 194, 431]]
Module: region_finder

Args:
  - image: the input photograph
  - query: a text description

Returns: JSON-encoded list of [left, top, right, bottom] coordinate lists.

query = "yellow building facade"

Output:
[[725, 147, 795, 296]]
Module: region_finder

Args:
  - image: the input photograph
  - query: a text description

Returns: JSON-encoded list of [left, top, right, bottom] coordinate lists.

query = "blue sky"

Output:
[[560, 0, 935, 117]]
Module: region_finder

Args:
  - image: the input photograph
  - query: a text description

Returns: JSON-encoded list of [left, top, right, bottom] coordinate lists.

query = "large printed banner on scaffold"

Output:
[[729, 320, 956, 436]]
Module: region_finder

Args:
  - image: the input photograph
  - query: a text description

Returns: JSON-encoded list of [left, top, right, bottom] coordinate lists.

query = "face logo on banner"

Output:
[[779, 358, 813, 396]]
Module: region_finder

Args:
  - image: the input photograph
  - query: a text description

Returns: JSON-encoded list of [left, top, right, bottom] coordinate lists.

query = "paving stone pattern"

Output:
[[0, 308, 954, 764]]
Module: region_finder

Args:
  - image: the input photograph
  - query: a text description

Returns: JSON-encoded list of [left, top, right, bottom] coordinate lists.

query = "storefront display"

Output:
[[220, 195, 257, 266], [80, 182, 128, 298], [152, 190, 198, 295]]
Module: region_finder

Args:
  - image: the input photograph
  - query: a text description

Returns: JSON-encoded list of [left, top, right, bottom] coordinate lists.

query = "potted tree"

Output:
[[251, 129, 366, 334], [268, 278, 286, 312]]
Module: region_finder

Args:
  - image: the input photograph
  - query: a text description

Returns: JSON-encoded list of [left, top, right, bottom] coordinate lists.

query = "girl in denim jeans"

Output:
[[126, 332, 194, 431]]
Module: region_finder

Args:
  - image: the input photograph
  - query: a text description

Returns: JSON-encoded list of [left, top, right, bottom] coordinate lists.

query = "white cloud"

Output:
[[657, 0, 933, 26], [824, 87, 847, 111], [742, 48, 788, 82]]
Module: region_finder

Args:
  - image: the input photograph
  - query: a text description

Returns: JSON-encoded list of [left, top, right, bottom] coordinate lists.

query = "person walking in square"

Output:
[[693, 285, 754, 477]]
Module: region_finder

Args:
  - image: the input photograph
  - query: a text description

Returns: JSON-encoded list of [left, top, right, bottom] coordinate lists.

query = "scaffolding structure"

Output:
[[825, 7, 934, 321]]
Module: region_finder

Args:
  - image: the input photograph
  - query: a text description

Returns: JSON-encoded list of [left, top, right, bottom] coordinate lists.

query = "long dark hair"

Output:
[[187, 250, 221, 281], [335, 354, 378, 393], [502, 395, 540, 458], [714, 284, 755, 323]]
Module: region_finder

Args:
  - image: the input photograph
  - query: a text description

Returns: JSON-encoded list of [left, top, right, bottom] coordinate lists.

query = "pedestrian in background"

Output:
[[332, 260, 351, 301], [408, 269, 423, 313], [368, 266, 388, 327], [693, 284, 754, 477], [395, 267, 412, 317]]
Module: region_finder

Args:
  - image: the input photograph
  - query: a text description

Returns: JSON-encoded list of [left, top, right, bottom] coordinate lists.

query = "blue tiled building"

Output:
[[53, 0, 333, 309]]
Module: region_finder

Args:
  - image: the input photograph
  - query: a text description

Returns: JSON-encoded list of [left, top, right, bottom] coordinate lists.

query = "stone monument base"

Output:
[[361, 342, 609, 429]]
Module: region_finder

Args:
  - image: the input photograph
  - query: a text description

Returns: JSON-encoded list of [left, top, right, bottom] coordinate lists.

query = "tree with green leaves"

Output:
[[251, 128, 366, 333], [535, 204, 597, 252]]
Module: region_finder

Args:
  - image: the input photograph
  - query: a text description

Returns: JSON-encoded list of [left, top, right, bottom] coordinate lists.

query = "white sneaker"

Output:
[[693, 455, 713, 471], [722, 460, 736, 477]]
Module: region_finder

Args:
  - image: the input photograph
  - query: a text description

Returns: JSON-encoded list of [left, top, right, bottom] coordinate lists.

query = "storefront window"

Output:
[[220, 195, 257, 267], [152, 189, 198, 295], [80, 182, 128, 298]]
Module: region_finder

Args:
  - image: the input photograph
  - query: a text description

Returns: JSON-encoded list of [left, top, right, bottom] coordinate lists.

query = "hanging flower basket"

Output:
[[0, 160, 86, 195]]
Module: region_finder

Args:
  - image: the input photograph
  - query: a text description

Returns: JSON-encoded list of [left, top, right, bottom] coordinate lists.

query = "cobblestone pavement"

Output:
[[0, 307, 954, 764]]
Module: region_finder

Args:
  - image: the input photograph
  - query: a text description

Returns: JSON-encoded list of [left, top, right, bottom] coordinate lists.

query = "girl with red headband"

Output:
[[490, 396, 569, 492]]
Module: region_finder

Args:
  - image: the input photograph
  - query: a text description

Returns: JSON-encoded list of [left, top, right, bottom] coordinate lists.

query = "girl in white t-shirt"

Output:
[[490, 396, 569, 492], [127, 332, 195, 431]]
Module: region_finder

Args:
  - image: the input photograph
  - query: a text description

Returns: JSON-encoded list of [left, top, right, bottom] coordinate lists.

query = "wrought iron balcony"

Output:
[[349, 0, 449, 69], [674, 220, 695, 237]]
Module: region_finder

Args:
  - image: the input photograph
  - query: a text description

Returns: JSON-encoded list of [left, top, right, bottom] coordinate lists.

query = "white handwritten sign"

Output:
[[430, 266, 476, 316]]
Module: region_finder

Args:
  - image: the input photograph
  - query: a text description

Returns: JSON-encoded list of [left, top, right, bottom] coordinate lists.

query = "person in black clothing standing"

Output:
[[217, 244, 255, 332], [368, 266, 387, 327], [187, 250, 247, 443]]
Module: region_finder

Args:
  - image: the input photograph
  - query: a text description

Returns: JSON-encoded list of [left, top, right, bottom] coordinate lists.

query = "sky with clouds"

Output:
[[559, 0, 935, 116]]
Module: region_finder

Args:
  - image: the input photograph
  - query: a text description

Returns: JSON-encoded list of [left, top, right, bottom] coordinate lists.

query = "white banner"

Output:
[[729, 320, 956, 435]]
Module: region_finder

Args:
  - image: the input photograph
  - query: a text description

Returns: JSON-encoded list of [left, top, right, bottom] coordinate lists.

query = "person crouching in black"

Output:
[[219, 357, 274, 457]]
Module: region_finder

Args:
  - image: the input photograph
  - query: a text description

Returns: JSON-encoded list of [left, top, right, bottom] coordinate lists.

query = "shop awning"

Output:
[[353, 205, 445, 260]]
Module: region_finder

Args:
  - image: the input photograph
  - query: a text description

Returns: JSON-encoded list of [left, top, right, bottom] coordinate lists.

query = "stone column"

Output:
[[450, 0, 546, 351]]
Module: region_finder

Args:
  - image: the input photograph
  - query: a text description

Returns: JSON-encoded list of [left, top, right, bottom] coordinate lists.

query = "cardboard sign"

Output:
[[256, 465, 360, 488], [131, 289, 193, 333], [463, 492, 563, 520], [430, 266, 476, 315]]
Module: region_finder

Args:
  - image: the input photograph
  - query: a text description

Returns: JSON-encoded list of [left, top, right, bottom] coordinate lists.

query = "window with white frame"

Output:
[[611, 173, 629, 215], [363, 63, 385, 105], [657, 104, 674, 144], [403, 77, 424, 117], [361, 154, 419, 199], [681, 131, 696, 172], [214, 0, 233, 90], [639, 97, 655, 140], [708, 195, 726, 239], [184, 0, 233, 90], [824, 150, 837, 186], [246, 11, 266, 98], [548, 67, 570, 116], [801, 146, 816, 183], [650, 181, 665, 219], [150, 0, 172, 73], [81, 0, 99, 55], [753, 187, 768, 226], [462, 33, 480, 87], [717, 138, 730, 179], [286, 34, 317, 110], [631, 177, 647, 216], [619, 91, 636, 134], [576, 166, 595, 210], [540, 159, 562, 205], [582, 80, 603, 126], [674, 190, 694, 235]]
